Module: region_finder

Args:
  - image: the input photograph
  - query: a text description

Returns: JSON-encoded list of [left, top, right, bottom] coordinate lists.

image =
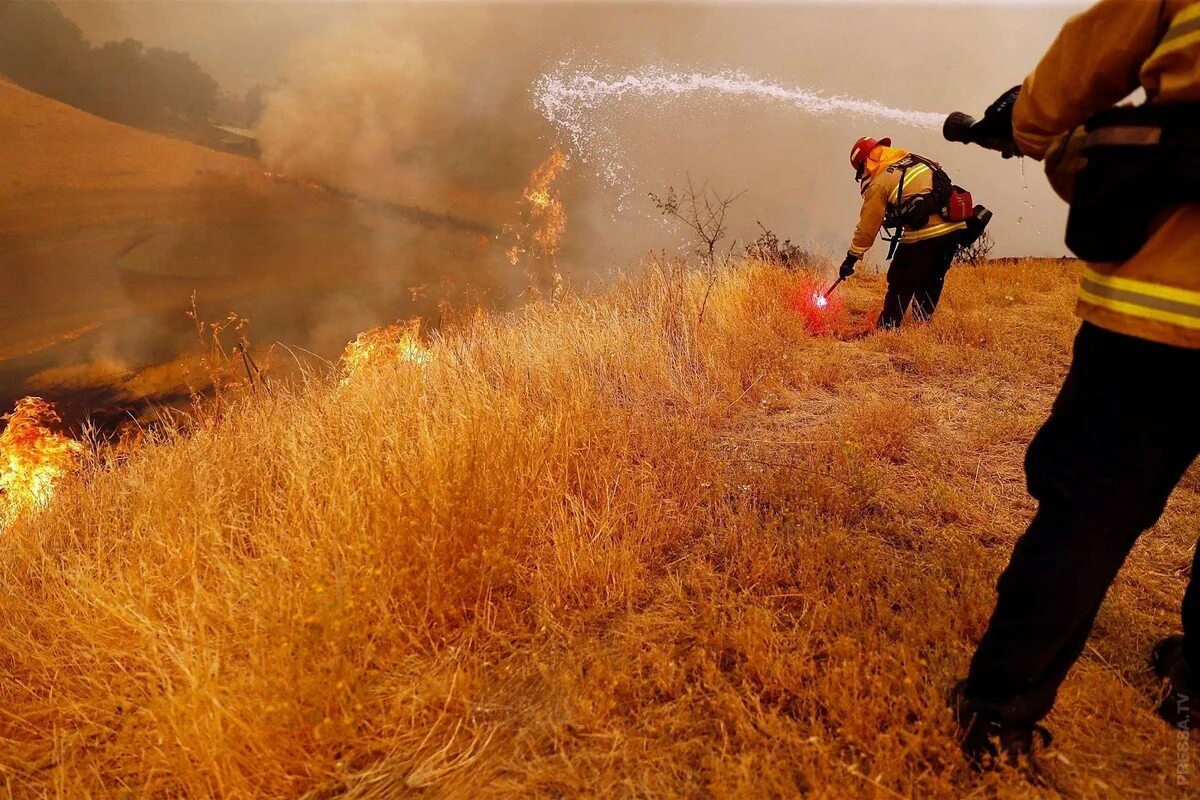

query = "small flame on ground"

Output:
[[263, 170, 328, 194], [0, 397, 82, 526], [813, 293, 829, 308], [341, 320, 432, 379]]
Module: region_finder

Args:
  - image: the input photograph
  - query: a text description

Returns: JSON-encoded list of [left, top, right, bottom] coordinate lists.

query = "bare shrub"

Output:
[[650, 177, 745, 264], [745, 222, 816, 270], [954, 229, 995, 266]]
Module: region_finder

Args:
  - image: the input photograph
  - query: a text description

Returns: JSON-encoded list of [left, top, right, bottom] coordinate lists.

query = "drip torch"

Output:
[[822, 276, 845, 299]]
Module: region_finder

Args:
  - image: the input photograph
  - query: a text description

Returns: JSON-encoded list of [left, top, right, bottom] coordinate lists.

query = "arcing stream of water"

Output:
[[534, 65, 948, 198]]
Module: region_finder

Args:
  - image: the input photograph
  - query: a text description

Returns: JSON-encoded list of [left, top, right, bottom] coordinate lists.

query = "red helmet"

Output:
[[850, 136, 892, 172]]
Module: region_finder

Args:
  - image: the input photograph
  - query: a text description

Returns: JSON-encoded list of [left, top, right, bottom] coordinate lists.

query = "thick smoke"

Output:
[[254, 14, 573, 236], [257, 30, 461, 212], [12, 2, 1087, 425]]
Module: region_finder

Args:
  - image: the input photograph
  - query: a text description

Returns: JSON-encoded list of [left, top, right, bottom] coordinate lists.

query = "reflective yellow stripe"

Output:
[[1150, 1, 1200, 59], [903, 220, 966, 242], [1175, 1, 1200, 23], [1079, 289, 1200, 330], [1082, 267, 1200, 306], [1169, 0, 1200, 28], [1152, 27, 1200, 58], [889, 163, 930, 203], [1079, 268, 1200, 331]]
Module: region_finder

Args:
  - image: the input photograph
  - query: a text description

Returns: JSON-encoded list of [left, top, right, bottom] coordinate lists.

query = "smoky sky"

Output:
[[57, 1, 1091, 263]]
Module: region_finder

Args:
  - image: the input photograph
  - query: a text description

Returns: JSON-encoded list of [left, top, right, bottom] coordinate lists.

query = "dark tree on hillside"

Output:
[[87, 39, 153, 123], [0, 0, 219, 126], [144, 47, 218, 121], [0, 0, 91, 104]]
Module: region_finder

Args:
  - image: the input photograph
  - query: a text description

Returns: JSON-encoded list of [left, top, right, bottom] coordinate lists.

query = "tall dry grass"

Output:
[[1, 257, 1196, 798]]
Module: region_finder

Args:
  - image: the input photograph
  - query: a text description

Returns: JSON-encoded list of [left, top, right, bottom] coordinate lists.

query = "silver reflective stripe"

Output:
[[1080, 274, 1200, 320], [1086, 125, 1162, 147]]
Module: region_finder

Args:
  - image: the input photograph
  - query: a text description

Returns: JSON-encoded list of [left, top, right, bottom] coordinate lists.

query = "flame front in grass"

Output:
[[341, 320, 431, 378], [525, 147, 569, 259], [0, 397, 83, 525], [505, 148, 570, 272]]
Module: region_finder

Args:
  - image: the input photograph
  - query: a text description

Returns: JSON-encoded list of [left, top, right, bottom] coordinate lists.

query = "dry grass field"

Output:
[[1, 256, 1197, 798]]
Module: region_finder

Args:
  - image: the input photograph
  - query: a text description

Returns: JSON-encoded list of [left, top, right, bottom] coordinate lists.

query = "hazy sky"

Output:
[[58, 1, 1093, 261]]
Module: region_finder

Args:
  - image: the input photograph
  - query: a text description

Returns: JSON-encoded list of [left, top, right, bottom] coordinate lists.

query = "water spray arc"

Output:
[[534, 65, 948, 190]]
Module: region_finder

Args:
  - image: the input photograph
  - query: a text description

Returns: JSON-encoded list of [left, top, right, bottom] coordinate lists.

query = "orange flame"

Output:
[[0, 397, 83, 525], [341, 320, 431, 378], [505, 148, 569, 271], [525, 148, 568, 258]]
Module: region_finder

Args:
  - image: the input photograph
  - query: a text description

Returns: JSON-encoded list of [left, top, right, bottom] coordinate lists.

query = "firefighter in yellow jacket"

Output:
[[840, 138, 984, 328], [948, 0, 1200, 767]]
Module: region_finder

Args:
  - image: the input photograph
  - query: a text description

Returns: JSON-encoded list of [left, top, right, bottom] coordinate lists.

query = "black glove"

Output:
[[839, 253, 859, 279], [972, 85, 1022, 158]]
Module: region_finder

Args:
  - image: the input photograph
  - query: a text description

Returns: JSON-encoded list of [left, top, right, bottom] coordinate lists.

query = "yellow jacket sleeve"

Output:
[[1013, 0, 1169, 160], [849, 181, 888, 256]]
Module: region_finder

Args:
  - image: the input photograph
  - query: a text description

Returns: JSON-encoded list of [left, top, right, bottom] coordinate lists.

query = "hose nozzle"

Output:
[[942, 87, 1022, 158], [943, 111, 978, 144]]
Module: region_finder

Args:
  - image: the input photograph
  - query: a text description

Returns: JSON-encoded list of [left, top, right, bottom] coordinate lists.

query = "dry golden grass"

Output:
[[1, 257, 1196, 798]]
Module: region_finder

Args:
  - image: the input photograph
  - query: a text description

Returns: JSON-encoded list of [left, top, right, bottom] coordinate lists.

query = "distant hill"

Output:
[[0, 76, 265, 240], [0, 78, 504, 423]]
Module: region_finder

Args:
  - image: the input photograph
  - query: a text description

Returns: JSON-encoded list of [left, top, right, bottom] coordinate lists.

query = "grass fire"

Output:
[[2, 1, 1198, 797], [0, 396, 83, 526], [342, 319, 433, 377], [505, 147, 570, 287]]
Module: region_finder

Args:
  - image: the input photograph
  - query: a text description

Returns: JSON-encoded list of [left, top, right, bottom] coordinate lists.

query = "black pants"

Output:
[[966, 323, 1200, 725], [877, 235, 961, 329]]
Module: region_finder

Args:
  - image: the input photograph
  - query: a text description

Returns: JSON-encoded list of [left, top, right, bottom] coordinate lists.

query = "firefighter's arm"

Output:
[[1013, 0, 1167, 160], [848, 182, 888, 257]]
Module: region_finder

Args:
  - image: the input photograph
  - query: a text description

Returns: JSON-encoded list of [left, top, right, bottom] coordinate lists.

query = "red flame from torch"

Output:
[[788, 274, 849, 336]]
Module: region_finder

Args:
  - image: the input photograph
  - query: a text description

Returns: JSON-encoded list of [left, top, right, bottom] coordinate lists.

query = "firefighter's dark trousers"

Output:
[[966, 323, 1200, 726], [877, 235, 961, 329]]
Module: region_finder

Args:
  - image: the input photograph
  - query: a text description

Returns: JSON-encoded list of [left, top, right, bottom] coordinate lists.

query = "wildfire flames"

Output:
[[341, 320, 432, 377], [506, 148, 569, 273], [0, 397, 83, 526], [526, 148, 569, 258]]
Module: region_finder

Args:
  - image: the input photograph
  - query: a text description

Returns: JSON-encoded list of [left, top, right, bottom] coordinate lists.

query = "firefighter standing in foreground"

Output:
[[839, 138, 989, 328], [947, 0, 1200, 767]]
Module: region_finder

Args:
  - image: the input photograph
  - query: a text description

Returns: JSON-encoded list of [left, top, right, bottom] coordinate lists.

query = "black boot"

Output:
[[949, 680, 1052, 770], [1151, 634, 1200, 732]]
